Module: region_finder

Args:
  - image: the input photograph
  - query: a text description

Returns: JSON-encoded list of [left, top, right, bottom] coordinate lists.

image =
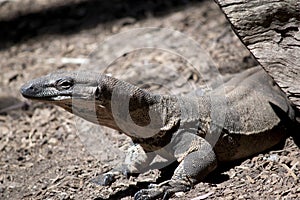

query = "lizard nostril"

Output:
[[20, 81, 42, 98], [21, 84, 37, 95], [27, 85, 36, 92]]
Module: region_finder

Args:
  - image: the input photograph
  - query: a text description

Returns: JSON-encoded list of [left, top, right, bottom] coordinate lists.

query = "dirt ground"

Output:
[[0, 0, 299, 199]]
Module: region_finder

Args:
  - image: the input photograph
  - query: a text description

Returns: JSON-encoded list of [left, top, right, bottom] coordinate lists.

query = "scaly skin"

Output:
[[20, 67, 297, 199]]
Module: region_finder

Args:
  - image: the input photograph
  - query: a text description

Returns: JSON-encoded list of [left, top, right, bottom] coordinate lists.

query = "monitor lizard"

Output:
[[20, 66, 298, 199]]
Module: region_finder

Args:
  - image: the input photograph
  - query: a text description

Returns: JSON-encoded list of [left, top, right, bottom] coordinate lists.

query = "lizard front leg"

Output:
[[91, 143, 155, 186], [134, 133, 217, 200]]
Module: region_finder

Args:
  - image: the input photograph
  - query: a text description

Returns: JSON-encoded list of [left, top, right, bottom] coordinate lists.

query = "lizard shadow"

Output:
[[0, 96, 29, 115], [94, 161, 179, 200], [94, 182, 151, 200], [269, 102, 300, 148]]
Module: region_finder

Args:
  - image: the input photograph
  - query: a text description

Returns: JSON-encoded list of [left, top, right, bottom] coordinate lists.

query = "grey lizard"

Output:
[[20, 66, 298, 199]]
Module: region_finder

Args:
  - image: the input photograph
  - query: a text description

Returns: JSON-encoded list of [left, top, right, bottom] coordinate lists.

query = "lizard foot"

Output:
[[90, 172, 116, 186], [90, 167, 136, 186], [134, 180, 190, 200]]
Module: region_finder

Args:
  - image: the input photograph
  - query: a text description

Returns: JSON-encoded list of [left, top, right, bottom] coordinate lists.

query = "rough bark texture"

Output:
[[215, 0, 300, 112]]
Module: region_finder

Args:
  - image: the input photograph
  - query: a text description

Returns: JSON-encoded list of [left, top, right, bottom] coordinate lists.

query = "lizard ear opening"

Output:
[[95, 87, 101, 99], [94, 86, 107, 109]]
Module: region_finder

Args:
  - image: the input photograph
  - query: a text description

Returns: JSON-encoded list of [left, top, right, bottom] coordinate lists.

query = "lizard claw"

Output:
[[90, 173, 116, 186], [134, 181, 189, 200], [90, 165, 135, 186], [134, 188, 164, 200], [90, 165, 138, 186]]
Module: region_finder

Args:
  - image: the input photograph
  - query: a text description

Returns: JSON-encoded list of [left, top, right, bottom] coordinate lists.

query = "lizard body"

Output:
[[20, 66, 297, 199]]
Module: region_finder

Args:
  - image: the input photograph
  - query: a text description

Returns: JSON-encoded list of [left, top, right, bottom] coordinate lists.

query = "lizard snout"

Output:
[[20, 82, 43, 99]]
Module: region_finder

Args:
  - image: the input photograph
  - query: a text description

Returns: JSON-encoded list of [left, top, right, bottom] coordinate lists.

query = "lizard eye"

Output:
[[56, 78, 74, 90]]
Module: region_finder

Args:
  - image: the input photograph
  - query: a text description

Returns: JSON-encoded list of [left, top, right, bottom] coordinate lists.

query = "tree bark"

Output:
[[214, 0, 300, 112]]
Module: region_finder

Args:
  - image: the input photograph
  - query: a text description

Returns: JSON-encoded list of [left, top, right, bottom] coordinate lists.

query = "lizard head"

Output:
[[20, 71, 128, 130], [20, 71, 100, 102]]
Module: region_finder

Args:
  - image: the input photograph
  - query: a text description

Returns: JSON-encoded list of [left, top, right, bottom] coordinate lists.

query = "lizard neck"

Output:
[[71, 75, 181, 138]]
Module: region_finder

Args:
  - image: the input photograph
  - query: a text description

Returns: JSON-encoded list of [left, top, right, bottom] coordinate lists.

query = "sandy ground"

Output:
[[0, 0, 299, 199]]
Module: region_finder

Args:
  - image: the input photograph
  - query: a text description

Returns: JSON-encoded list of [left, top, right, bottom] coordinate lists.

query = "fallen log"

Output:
[[214, 0, 300, 114]]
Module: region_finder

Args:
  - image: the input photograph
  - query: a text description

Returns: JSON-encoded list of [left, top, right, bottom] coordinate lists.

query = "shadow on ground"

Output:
[[0, 0, 203, 50]]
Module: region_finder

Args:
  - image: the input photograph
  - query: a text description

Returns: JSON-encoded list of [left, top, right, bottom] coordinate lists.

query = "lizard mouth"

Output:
[[20, 92, 71, 102], [22, 93, 71, 101], [20, 84, 72, 101]]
